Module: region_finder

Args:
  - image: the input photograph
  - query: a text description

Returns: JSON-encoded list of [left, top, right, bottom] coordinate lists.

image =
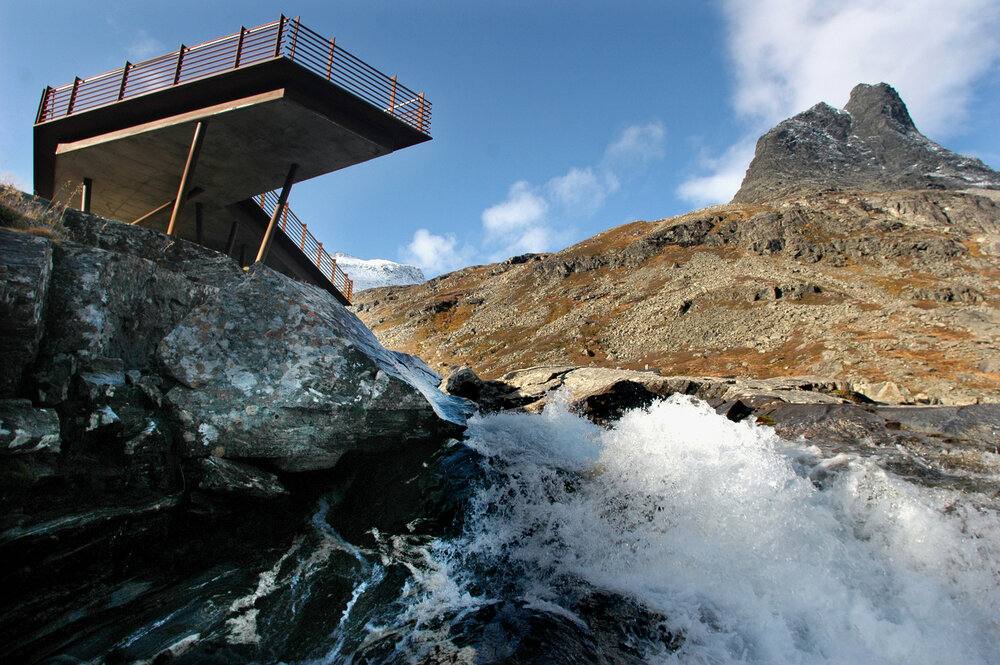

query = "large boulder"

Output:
[[0, 229, 52, 397], [159, 265, 470, 471], [34, 243, 219, 391]]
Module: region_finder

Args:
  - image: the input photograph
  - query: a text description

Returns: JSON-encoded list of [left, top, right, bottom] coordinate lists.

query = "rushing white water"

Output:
[[387, 394, 1000, 665]]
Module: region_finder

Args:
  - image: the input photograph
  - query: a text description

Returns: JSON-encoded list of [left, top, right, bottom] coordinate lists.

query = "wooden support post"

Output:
[[224, 220, 240, 255], [389, 75, 397, 115], [238, 243, 247, 268], [80, 178, 92, 213], [346, 278, 353, 302], [418, 92, 426, 132], [195, 202, 204, 244], [255, 163, 299, 264], [166, 121, 208, 237]]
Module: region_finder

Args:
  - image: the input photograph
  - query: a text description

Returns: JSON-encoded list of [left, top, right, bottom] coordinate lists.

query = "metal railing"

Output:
[[35, 15, 431, 135], [255, 191, 354, 303]]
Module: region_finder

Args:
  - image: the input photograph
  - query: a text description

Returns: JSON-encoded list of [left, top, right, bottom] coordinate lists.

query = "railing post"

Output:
[[173, 45, 186, 85], [281, 203, 288, 231], [118, 62, 131, 100], [418, 92, 426, 132], [316, 242, 323, 269], [234, 27, 245, 68], [35, 86, 52, 124], [326, 38, 336, 80], [288, 16, 301, 60], [274, 14, 285, 58], [389, 75, 397, 115], [301, 223, 307, 250], [331, 257, 337, 281], [67, 77, 81, 114], [346, 278, 353, 303]]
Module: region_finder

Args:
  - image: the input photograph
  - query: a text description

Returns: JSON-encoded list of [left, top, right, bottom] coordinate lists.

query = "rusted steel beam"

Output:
[[166, 121, 208, 237], [131, 187, 203, 227], [254, 162, 299, 264]]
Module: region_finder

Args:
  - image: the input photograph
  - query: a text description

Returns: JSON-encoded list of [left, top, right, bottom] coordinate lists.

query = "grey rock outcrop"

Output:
[[159, 265, 468, 471], [733, 83, 1000, 203], [0, 229, 52, 397], [0, 399, 60, 454]]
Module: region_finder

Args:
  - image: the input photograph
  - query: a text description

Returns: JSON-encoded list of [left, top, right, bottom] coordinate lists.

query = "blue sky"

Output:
[[3, 1, 1000, 276]]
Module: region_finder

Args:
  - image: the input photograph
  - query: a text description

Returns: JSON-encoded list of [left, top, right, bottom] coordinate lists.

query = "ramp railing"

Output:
[[254, 191, 354, 303]]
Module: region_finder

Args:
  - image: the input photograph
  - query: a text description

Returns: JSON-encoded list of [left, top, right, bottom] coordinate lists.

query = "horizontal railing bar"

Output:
[[37, 16, 430, 137]]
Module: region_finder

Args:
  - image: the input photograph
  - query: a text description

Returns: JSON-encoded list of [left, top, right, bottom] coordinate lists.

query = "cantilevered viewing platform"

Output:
[[33, 16, 432, 304]]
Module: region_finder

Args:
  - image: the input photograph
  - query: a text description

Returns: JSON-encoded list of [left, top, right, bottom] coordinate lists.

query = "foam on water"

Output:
[[399, 394, 1000, 664]]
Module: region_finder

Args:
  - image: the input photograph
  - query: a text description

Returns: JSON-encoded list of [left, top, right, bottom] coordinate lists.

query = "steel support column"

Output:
[[166, 121, 207, 237], [254, 163, 299, 265], [224, 220, 240, 255], [80, 178, 92, 213], [195, 202, 204, 244]]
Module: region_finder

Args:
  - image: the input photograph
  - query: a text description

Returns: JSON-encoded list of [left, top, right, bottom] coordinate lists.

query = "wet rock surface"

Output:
[[0, 212, 470, 663]]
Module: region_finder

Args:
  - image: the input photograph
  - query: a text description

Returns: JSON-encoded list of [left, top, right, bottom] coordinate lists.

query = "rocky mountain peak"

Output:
[[843, 82, 918, 137], [733, 82, 1000, 203]]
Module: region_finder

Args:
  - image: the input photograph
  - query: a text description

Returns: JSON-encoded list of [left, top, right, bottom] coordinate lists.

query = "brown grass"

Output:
[[0, 180, 75, 239]]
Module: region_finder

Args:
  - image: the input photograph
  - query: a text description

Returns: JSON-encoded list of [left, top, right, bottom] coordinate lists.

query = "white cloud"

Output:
[[477, 121, 666, 261], [678, 0, 1000, 205], [546, 167, 619, 216], [677, 139, 756, 207], [725, 0, 1000, 135], [603, 121, 667, 168], [401, 228, 470, 276], [482, 181, 548, 235], [125, 29, 165, 62]]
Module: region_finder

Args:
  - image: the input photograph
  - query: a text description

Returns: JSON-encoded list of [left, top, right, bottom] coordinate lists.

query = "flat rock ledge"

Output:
[[443, 365, 1000, 493]]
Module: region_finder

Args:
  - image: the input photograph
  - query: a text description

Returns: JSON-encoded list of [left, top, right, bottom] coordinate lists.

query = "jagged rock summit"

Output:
[[733, 82, 1000, 203]]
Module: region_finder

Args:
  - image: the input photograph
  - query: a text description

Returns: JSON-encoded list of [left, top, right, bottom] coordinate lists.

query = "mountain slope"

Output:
[[355, 188, 1000, 403], [354, 84, 1000, 405]]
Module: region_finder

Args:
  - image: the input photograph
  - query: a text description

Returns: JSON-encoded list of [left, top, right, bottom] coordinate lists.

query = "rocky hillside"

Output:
[[733, 83, 1000, 203], [355, 85, 1000, 406]]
